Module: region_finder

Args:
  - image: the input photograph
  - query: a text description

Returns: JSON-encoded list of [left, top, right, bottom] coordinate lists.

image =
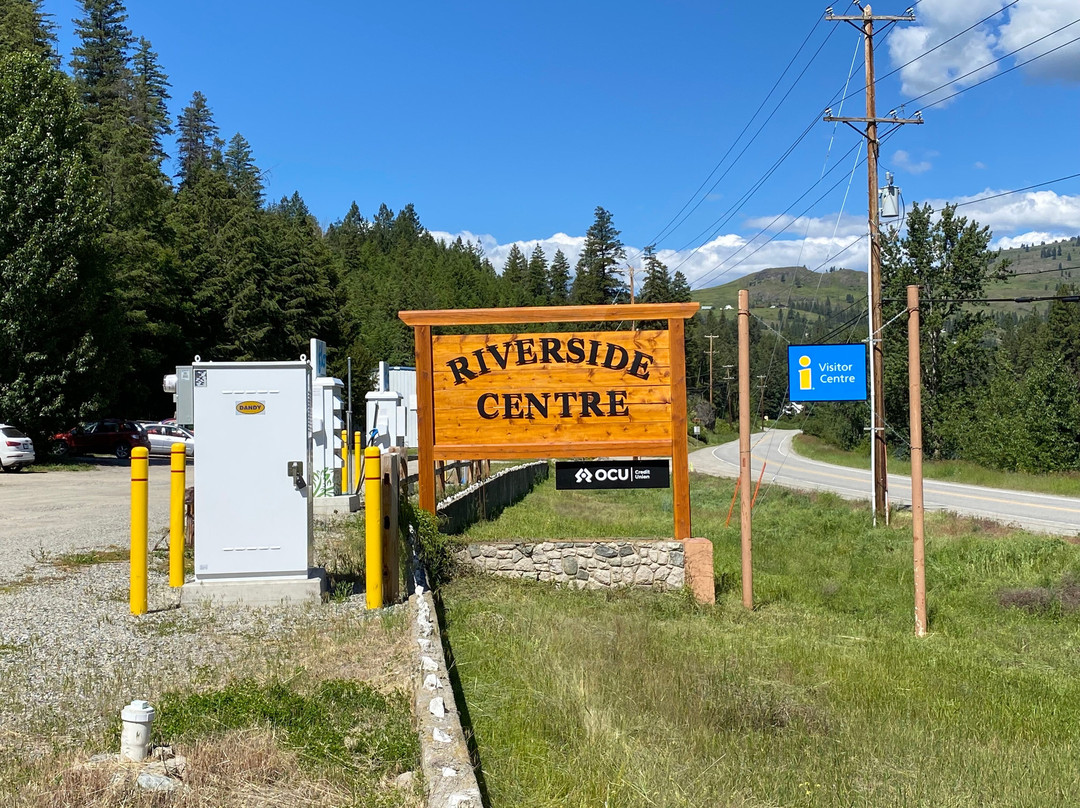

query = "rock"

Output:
[[137, 771, 182, 792], [423, 673, 441, 691], [595, 545, 617, 558], [421, 655, 438, 671], [396, 771, 417, 789], [433, 727, 452, 743], [561, 557, 578, 577], [618, 544, 634, 556], [429, 697, 446, 718]]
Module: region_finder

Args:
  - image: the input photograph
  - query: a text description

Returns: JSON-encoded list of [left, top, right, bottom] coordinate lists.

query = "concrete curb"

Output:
[[411, 586, 482, 808]]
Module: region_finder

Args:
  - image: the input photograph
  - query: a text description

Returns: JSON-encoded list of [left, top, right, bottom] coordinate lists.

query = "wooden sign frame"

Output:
[[399, 303, 699, 539]]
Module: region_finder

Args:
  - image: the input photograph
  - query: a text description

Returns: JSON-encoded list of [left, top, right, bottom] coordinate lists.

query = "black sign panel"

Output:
[[555, 460, 671, 490]]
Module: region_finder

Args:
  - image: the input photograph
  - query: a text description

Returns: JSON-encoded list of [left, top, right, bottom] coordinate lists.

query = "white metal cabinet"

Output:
[[192, 361, 312, 579]]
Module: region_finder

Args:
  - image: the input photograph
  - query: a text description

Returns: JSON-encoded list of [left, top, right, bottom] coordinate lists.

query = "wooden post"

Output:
[[415, 325, 436, 514], [908, 284, 928, 636], [670, 317, 691, 540], [738, 289, 753, 610]]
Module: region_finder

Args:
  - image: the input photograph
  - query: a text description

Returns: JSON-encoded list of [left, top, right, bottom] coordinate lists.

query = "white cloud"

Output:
[[997, 0, 1080, 83], [886, 0, 1080, 109], [429, 191, 1079, 292], [429, 230, 586, 272], [922, 189, 1080, 236], [994, 231, 1062, 249], [974, 161, 987, 169], [892, 149, 933, 175]]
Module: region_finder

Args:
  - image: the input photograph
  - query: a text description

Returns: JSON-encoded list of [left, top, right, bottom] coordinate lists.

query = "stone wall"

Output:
[[460, 540, 687, 591], [437, 461, 549, 535]]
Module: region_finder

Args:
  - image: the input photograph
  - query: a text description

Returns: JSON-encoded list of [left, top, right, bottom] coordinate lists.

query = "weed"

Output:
[[151, 678, 418, 782]]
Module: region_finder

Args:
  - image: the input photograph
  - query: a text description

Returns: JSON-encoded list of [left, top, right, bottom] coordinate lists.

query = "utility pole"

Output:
[[722, 364, 735, 423], [825, 3, 922, 524], [705, 334, 720, 406]]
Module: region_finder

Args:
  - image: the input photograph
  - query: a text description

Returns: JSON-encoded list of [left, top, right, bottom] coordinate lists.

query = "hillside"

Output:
[[692, 236, 1080, 325]]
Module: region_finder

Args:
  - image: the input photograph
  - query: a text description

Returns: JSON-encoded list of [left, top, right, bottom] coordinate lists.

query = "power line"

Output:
[[906, 17, 1080, 110], [952, 172, 1080, 208], [647, 9, 833, 248]]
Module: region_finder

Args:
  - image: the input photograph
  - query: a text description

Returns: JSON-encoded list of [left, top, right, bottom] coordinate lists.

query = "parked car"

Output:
[[144, 422, 195, 457], [50, 419, 151, 459], [0, 424, 35, 472]]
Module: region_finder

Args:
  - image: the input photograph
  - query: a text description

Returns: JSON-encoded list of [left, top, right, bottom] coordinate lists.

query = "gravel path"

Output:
[[0, 461, 412, 771]]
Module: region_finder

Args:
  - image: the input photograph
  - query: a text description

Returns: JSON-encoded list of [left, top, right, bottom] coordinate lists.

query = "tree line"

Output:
[[0, 0, 704, 445]]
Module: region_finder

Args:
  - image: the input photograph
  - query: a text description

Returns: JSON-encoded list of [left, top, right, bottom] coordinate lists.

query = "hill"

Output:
[[691, 236, 1080, 326]]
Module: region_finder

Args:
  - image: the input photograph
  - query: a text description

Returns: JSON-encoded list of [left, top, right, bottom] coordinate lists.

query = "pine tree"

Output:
[[224, 132, 263, 206], [526, 244, 549, 305], [547, 249, 571, 304], [500, 244, 529, 306], [176, 90, 218, 184], [70, 0, 134, 124], [0, 0, 56, 61], [131, 37, 171, 163], [638, 245, 672, 304], [570, 206, 626, 305], [0, 52, 119, 440]]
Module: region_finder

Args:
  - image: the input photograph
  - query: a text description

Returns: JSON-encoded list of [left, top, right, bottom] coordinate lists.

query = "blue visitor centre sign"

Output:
[[787, 343, 868, 402]]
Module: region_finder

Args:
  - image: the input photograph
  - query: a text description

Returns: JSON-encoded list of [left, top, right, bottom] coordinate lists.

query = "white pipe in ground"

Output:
[[120, 700, 156, 762]]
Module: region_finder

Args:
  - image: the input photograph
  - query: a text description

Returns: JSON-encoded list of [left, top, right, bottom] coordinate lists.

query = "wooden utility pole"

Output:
[[737, 289, 753, 610], [705, 334, 720, 406], [908, 284, 927, 636], [825, 4, 922, 524]]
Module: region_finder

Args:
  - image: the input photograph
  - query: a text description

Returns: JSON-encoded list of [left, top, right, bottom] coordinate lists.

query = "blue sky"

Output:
[[49, 0, 1080, 289]]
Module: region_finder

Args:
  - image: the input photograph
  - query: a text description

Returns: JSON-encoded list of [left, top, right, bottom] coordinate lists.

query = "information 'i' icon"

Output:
[[798, 355, 812, 390]]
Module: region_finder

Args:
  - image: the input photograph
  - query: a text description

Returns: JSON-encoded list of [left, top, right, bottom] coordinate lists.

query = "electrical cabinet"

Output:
[[192, 360, 312, 579]]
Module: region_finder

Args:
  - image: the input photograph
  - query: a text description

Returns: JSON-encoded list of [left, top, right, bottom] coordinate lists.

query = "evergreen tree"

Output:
[[570, 206, 626, 305], [176, 90, 218, 184], [638, 244, 672, 304], [0, 52, 119, 440], [880, 203, 1009, 458], [130, 37, 171, 163], [526, 244, 549, 305], [0, 0, 56, 61], [500, 244, 528, 306], [547, 249, 571, 304], [224, 132, 263, 206], [69, 0, 133, 124]]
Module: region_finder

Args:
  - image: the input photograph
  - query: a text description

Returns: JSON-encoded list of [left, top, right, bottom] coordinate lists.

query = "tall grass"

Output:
[[442, 474, 1080, 807]]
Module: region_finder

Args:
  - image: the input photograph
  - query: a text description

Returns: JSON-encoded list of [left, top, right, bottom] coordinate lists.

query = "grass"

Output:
[[793, 433, 1080, 497], [440, 473, 1080, 807]]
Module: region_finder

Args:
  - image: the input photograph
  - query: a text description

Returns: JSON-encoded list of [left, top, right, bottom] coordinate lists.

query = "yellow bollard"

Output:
[[353, 431, 363, 495], [365, 445, 383, 609], [340, 428, 349, 495], [130, 446, 149, 615], [169, 442, 186, 588]]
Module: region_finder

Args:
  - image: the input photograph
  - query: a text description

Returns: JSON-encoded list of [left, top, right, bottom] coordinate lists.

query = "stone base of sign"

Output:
[[459, 539, 714, 604], [181, 570, 326, 608]]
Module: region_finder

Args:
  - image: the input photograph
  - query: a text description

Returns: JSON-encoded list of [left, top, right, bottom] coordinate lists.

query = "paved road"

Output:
[[0, 458, 174, 585], [689, 430, 1080, 537]]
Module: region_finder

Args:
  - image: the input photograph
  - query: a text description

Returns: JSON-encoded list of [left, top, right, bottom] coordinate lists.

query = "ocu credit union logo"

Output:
[[236, 400, 266, 415]]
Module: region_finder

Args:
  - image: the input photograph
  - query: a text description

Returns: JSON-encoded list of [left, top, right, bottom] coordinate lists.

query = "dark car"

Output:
[[50, 419, 152, 460]]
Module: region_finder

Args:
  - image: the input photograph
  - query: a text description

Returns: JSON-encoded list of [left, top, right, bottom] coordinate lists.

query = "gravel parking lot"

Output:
[[0, 459, 174, 585]]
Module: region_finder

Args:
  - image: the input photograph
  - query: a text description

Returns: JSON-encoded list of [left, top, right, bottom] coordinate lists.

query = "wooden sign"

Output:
[[432, 330, 673, 450], [399, 303, 699, 539]]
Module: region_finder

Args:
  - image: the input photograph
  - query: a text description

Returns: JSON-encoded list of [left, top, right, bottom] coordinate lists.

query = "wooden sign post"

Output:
[[399, 303, 699, 540]]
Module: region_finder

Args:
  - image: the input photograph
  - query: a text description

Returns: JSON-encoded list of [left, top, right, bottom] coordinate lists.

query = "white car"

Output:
[[0, 424, 35, 472], [144, 423, 195, 457]]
